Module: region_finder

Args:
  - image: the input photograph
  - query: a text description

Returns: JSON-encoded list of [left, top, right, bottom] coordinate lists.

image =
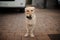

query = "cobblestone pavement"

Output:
[[0, 8, 60, 40]]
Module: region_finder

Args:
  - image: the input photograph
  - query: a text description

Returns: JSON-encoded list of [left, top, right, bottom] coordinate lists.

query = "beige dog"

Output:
[[24, 7, 36, 37]]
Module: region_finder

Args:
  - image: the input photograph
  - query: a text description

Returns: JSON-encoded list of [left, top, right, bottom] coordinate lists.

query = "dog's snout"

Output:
[[29, 15, 31, 17]]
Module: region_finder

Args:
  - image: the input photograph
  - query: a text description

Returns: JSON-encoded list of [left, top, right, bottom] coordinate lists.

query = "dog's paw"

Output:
[[24, 33, 29, 37], [30, 33, 35, 37]]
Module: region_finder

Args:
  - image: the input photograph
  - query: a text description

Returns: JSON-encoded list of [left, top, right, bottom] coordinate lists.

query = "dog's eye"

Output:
[[31, 10, 33, 11], [27, 10, 29, 12]]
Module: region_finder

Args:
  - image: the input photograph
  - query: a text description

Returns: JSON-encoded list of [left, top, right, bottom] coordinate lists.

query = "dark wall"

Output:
[[26, 0, 32, 4], [32, 0, 44, 8], [46, 0, 57, 9], [32, 0, 57, 9]]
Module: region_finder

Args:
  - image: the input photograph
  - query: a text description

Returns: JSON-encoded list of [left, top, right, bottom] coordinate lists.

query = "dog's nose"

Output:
[[29, 15, 31, 17]]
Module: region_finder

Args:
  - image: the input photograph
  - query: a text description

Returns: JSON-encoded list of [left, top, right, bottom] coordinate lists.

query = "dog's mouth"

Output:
[[26, 15, 32, 20]]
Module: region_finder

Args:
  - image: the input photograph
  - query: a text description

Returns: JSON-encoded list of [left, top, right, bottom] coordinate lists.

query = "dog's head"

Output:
[[25, 7, 35, 16], [25, 7, 35, 20]]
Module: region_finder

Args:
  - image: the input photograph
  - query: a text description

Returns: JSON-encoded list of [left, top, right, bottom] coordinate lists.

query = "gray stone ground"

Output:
[[0, 8, 60, 40]]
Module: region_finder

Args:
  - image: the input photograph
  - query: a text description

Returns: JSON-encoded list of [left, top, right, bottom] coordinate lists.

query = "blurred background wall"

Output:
[[32, 0, 59, 9]]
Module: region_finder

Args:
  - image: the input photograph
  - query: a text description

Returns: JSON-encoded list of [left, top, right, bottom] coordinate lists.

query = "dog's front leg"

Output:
[[30, 25, 35, 37], [24, 24, 29, 37]]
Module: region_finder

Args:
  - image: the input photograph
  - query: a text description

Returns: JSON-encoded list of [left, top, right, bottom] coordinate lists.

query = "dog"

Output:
[[24, 7, 36, 37]]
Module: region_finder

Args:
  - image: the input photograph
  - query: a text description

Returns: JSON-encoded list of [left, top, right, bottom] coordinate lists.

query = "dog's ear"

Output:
[[32, 7, 35, 10], [25, 7, 27, 12]]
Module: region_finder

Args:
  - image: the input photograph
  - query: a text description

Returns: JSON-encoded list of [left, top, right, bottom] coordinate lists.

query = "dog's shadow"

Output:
[[23, 34, 40, 40]]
